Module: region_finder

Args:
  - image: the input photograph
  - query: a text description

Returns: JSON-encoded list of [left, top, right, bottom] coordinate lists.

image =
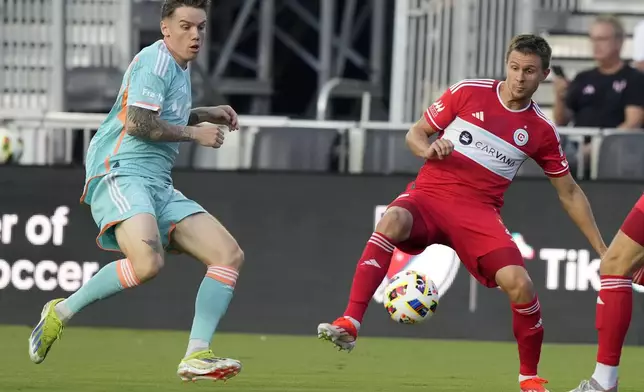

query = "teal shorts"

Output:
[[86, 172, 206, 252]]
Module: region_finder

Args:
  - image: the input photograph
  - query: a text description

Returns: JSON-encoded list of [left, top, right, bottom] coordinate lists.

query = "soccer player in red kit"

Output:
[[317, 34, 607, 392], [569, 196, 644, 392]]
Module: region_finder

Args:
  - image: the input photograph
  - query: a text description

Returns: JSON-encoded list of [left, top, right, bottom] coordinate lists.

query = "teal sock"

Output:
[[186, 265, 238, 355], [55, 259, 140, 322]]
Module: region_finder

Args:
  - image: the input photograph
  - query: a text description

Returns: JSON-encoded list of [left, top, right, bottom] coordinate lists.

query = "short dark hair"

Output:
[[505, 34, 552, 70], [161, 0, 210, 19]]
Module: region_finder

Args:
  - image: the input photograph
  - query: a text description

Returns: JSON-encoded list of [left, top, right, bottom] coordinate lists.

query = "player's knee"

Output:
[[496, 266, 535, 303], [207, 242, 244, 270], [376, 207, 413, 242], [599, 230, 644, 277], [131, 253, 164, 282], [226, 245, 244, 270], [600, 248, 632, 276]]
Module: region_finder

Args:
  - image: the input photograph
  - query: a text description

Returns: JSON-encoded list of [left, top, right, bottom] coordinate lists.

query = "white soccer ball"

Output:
[[384, 270, 439, 324], [0, 127, 24, 165]]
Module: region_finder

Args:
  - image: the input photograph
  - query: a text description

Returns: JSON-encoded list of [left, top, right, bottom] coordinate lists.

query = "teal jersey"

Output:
[[82, 40, 192, 203]]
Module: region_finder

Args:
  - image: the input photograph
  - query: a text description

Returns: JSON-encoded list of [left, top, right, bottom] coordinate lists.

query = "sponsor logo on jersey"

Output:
[[513, 129, 529, 146], [459, 131, 473, 145], [474, 141, 517, 168]]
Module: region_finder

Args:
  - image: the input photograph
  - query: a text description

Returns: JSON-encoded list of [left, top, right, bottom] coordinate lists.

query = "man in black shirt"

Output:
[[553, 15, 644, 174]]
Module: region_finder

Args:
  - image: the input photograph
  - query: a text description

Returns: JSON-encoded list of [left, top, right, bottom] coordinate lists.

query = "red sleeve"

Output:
[[533, 123, 570, 178], [423, 87, 459, 131]]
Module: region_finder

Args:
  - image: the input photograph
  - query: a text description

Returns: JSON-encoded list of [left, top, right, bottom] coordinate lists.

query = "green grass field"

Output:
[[3, 325, 644, 392]]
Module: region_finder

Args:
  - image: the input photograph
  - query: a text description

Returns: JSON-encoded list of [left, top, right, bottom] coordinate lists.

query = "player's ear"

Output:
[[160, 20, 170, 38], [541, 68, 550, 82]]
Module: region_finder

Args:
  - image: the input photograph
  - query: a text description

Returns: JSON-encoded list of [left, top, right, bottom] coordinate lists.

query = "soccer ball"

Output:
[[0, 127, 24, 164], [383, 270, 439, 324]]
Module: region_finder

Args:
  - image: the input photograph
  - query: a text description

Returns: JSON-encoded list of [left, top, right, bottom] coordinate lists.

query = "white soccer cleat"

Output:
[[317, 317, 359, 352], [568, 379, 618, 392], [177, 350, 242, 382]]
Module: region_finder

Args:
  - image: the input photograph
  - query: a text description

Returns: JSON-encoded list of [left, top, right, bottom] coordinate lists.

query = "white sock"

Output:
[[185, 339, 209, 357], [519, 374, 537, 382], [343, 316, 361, 330], [54, 301, 74, 324], [592, 362, 618, 390]]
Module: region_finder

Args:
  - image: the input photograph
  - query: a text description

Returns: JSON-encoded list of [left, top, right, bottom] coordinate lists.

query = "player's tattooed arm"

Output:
[[126, 106, 195, 142]]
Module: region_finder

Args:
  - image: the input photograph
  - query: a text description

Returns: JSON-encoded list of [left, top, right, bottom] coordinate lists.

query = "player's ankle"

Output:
[[593, 363, 618, 390], [54, 300, 74, 324], [342, 316, 361, 330], [185, 339, 209, 357], [518, 374, 537, 382]]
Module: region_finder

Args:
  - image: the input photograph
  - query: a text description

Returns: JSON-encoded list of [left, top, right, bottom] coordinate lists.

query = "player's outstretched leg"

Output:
[[568, 225, 644, 392], [28, 213, 163, 364], [170, 213, 244, 382], [317, 206, 414, 352], [488, 248, 549, 392]]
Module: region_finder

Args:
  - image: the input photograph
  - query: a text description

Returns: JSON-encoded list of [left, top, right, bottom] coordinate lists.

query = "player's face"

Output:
[[505, 51, 549, 101], [161, 6, 207, 66], [590, 22, 622, 63]]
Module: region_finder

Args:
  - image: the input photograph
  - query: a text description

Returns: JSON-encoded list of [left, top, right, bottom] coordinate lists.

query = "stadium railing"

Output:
[[389, 0, 580, 124], [0, 111, 615, 179], [1, 0, 133, 111]]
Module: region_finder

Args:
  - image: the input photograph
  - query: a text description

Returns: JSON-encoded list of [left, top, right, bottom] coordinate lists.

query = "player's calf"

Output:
[[170, 213, 243, 362], [318, 205, 424, 352], [51, 215, 162, 325], [590, 229, 644, 391], [343, 206, 413, 323], [486, 248, 547, 389]]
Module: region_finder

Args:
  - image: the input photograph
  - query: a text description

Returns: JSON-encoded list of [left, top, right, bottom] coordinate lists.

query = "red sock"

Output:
[[511, 297, 543, 376], [343, 232, 396, 323], [633, 267, 644, 286], [596, 275, 633, 366]]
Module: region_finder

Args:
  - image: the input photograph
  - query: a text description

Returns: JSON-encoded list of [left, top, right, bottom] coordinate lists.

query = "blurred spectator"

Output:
[[552, 15, 644, 175], [633, 19, 644, 72]]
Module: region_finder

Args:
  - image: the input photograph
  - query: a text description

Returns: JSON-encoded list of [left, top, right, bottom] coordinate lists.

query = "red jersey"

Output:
[[417, 78, 569, 208]]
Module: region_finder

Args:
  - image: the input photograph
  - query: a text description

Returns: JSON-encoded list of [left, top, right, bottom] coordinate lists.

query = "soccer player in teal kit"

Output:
[[28, 0, 244, 382]]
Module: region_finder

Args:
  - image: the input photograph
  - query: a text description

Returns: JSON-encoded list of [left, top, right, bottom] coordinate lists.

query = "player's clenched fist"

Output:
[[424, 139, 454, 160], [193, 125, 226, 148], [205, 105, 239, 131]]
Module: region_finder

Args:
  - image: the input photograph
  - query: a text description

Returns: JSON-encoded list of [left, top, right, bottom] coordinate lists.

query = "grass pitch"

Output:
[[2, 325, 644, 391]]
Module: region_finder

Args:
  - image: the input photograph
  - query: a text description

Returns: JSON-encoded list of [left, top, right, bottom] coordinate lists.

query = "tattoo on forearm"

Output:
[[127, 106, 193, 142], [142, 236, 164, 255]]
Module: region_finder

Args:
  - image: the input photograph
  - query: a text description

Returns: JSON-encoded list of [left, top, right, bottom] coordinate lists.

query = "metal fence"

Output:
[[0, 0, 133, 111], [0, 110, 608, 180], [389, 0, 580, 124]]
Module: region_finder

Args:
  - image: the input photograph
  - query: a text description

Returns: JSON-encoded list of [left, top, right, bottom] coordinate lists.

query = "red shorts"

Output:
[[388, 188, 523, 288], [621, 194, 644, 246]]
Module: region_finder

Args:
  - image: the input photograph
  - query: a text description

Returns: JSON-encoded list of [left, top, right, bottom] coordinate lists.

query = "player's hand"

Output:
[[193, 124, 226, 148], [424, 139, 454, 160], [203, 105, 239, 131], [553, 76, 568, 101]]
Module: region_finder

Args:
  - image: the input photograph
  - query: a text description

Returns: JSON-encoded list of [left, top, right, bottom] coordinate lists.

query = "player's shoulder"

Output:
[[529, 102, 560, 141], [448, 78, 498, 95], [132, 40, 175, 78]]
